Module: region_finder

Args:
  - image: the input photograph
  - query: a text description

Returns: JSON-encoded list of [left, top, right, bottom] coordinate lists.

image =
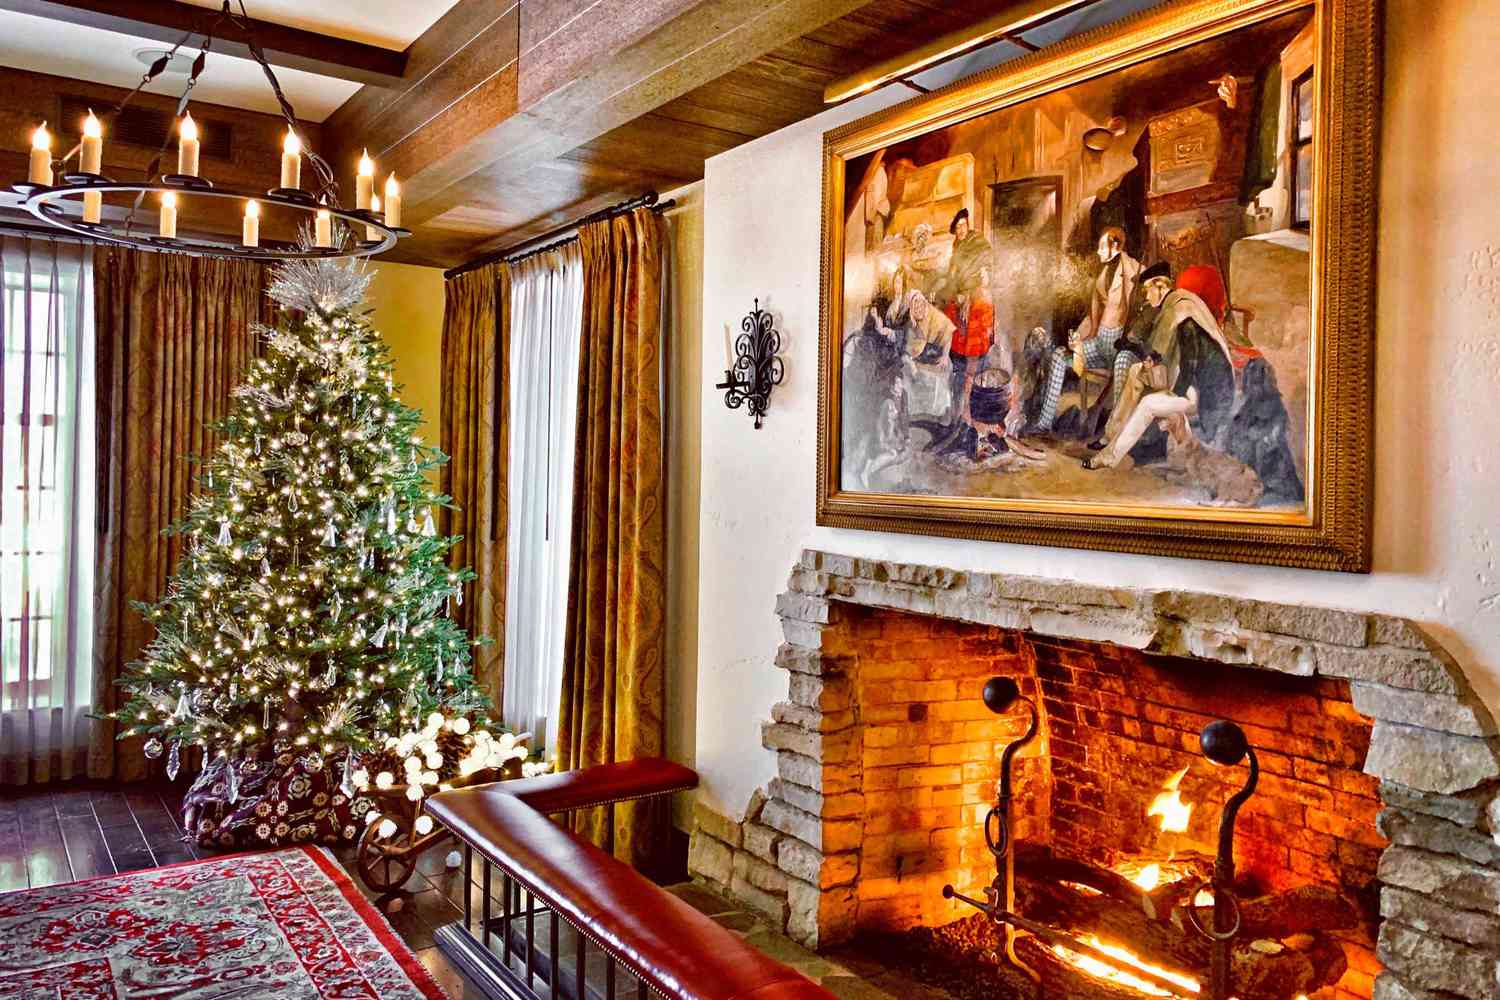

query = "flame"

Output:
[[180, 113, 198, 142], [1131, 863, 1162, 891], [1052, 936, 1201, 997], [1148, 766, 1193, 833]]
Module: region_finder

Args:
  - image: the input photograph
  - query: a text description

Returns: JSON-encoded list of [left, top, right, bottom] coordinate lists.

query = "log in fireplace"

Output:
[[689, 551, 1500, 1000]]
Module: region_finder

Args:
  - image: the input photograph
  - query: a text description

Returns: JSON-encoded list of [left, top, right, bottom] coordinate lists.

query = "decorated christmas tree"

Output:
[[114, 257, 488, 788]]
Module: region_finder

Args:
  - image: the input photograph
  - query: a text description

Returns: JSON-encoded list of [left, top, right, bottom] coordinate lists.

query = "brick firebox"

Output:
[[689, 551, 1500, 1000]]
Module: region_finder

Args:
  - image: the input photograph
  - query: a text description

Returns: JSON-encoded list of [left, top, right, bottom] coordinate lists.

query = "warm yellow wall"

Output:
[[365, 260, 446, 443], [663, 182, 704, 832]]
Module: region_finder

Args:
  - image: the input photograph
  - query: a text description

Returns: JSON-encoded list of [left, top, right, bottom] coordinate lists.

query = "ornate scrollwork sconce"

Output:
[[717, 299, 784, 429]]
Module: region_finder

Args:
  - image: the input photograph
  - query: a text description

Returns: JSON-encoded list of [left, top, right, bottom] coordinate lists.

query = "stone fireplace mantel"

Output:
[[689, 550, 1500, 1000]]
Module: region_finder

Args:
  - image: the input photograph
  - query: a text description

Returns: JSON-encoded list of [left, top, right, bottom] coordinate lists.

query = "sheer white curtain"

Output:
[[503, 243, 583, 751], [0, 237, 95, 785]]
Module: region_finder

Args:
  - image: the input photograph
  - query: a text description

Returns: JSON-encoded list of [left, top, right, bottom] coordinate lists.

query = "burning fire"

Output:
[[1148, 766, 1194, 833], [1051, 935, 1201, 997], [1131, 863, 1162, 891]]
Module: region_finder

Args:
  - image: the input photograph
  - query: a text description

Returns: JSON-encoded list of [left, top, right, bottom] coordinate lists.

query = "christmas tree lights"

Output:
[[114, 257, 489, 777]]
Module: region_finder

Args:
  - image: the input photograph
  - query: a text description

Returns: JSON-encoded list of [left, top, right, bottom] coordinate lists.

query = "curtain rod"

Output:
[[444, 191, 676, 279]]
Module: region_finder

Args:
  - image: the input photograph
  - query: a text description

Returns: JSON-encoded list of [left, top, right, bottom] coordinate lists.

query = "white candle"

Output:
[[383, 173, 401, 229], [315, 206, 332, 248], [357, 150, 374, 211], [28, 122, 52, 186], [243, 199, 260, 247], [367, 194, 382, 242], [280, 129, 302, 190], [159, 191, 177, 239], [177, 113, 200, 177], [80, 110, 102, 174], [81, 111, 104, 223]]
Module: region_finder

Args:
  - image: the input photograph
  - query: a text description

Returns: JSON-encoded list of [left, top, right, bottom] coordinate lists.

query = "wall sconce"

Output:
[[717, 298, 784, 429]]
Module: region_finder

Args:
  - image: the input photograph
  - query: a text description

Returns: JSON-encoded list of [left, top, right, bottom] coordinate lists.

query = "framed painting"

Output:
[[816, 0, 1378, 571]]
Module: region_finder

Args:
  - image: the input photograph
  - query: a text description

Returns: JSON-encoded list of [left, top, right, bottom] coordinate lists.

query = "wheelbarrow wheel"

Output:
[[356, 820, 417, 893]]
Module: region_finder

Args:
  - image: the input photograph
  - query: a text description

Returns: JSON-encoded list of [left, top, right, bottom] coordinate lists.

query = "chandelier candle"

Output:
[[315, 206, 332, 248], [383, 174, 401, 229], [28, 122, 51, 185], [178, 113, 200, 177], [281, 129, 302, 190], [367, 194, 382, 242], [242, 199, 260, 247], [81, 110, 102, 223], [159, 191, 177, 239], [357, 150, 374, 211]]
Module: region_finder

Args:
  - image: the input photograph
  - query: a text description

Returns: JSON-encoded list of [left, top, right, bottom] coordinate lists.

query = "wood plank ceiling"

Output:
[[0, 0, 1021, 267], [413, 0, 1011, 267]]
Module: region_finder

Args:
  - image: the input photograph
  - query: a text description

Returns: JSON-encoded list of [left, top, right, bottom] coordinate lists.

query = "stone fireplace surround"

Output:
[[688, 550, 1500, 1000]]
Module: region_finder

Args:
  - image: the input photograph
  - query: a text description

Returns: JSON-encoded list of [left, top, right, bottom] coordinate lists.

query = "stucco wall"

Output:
[[694, 0, 1500, 817]]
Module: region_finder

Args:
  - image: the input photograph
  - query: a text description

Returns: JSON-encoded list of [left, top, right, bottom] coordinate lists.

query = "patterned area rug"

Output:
[[0, 846, 447, 999]]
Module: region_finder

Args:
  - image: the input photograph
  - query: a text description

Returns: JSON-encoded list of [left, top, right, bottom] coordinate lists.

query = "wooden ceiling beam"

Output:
[[0, 0, 408, 87], [324, 0, 871, 234]]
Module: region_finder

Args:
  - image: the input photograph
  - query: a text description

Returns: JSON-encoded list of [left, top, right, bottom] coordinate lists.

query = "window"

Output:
[[1289, 68, 1314, 229], [0, 238, 94, 783]]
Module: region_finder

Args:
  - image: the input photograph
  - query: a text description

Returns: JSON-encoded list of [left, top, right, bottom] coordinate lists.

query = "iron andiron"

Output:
[[717, 299, 784, 429], [942, 676, 1260, 999]]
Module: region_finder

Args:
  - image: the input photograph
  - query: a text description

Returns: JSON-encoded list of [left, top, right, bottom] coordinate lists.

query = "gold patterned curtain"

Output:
[[559, 208, 667, 871], [440, 263, 510, 703], [90, 248, 270, 781]]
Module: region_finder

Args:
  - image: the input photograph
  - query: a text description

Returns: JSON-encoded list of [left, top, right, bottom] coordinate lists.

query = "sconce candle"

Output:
[[81, 111, 103, 223], [280, 129, 302, 190], [356, 150, 374, 211], [28, 122, 52, 186], [242, 199, 260, 247], [383, 173, 401, 228], [366, 194, 382, 242], [159, 191, 178, 239], [315, 206, 333, 248]]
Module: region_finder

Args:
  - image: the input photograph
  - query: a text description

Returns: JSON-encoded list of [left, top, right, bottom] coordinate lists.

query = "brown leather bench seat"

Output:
[[428, 758, 837, 1000]]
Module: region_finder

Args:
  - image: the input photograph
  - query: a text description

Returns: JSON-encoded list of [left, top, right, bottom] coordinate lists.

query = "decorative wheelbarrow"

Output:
[[350, 714, 536, 894]]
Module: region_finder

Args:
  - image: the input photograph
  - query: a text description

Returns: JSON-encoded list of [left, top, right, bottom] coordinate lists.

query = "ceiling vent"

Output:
[[60, 96, 234, 163]]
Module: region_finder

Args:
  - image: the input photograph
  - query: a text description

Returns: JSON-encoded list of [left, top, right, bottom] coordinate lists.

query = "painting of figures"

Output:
[[817, 0, 1379, 571]]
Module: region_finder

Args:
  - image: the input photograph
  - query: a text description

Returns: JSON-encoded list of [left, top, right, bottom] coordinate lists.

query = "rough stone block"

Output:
[[1378, 846, 1500, 914], [1382, 885, 1500, 950], [780, 618, 829, 650], [1370, 616, 1439, 651], [693, 801, 742, 849], [993, 576, 1132, 608], [1354, 683, 1497, 737], [786, 569, 834, 596], [931, 589, 1031, 629], [1233, 599, 1369, 647], [688, 830, 733, 887], [776, 592, 832, 625], [787, 672, 852, 711], [1165, 624, 1316, 675], [776, 836, 859, 889], [730, 871, 788, 928], [1317, 645, 1464, 695], [742, 821, 782, 863], [777, 750, 859, 795], [1029, 606, 1156, 650], [1381, 781, 1497, 830], [875, 561, 960, 589], [1378, 807, 1500, 867], [786, 878, 857, 950], [1378, 919, 1499, 999], [776, 644, 850, 678], [745, 787, 768, 823], [1372, 971, 1458, 1000], [1365, 722, 1500, 794], [733, 849, 788, 895]]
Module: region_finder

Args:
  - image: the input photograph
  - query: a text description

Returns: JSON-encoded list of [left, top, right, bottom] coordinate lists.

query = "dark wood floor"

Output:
[[0, 781, 484, 998]]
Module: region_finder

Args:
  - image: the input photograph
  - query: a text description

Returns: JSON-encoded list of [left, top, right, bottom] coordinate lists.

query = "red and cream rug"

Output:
[[0, 846, 447, 999]]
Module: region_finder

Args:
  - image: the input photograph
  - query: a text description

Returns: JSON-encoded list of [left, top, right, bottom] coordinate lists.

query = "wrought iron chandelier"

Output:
[[9, 1, 408, 260]]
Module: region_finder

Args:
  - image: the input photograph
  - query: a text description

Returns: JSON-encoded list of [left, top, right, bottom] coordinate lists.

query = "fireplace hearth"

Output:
[[689, 551, 1500, 1000]]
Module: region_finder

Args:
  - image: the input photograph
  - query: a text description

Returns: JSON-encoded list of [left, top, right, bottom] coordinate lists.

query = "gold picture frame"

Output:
[[815, 0, 1377, 571]]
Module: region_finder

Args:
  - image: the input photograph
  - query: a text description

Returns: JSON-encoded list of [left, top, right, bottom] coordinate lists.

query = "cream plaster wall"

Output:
[[364, 260, 446, 444], [694, 0, 1500, 817]]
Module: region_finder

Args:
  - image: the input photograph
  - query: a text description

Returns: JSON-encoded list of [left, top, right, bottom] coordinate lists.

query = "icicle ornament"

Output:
[[226, 756, 241, 804], [217, 521, 232, 546], [166, 741, 182, 781], [321, 520, 337, 547], [421, 508, 436, 537], [371, 622, 389, 649]]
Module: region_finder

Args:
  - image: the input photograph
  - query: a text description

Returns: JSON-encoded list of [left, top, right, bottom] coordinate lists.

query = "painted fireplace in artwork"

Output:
[[689, 552, 1500, 1000]]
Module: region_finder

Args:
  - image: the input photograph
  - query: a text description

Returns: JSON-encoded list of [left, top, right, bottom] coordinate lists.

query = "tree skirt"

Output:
[[0, 846, 447, 999]]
